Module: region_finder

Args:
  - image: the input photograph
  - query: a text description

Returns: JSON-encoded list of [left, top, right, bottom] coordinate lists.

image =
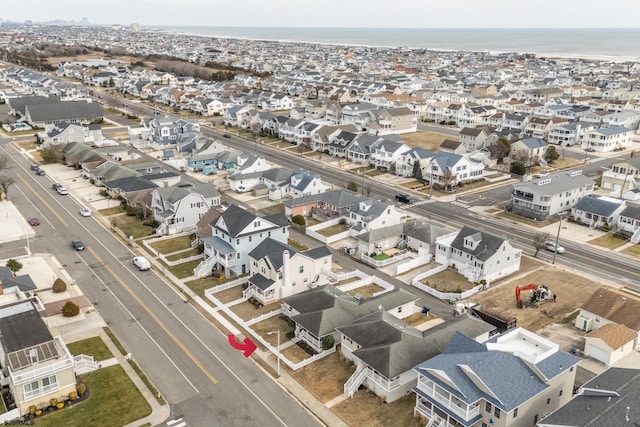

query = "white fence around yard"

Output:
[[361, 251, 413, 268], [396, 254, 432, 275], [306, 217, 352, 244]]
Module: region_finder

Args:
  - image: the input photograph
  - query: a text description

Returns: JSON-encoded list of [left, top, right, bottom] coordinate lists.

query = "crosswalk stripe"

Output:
[[167, 419, 183, 426]]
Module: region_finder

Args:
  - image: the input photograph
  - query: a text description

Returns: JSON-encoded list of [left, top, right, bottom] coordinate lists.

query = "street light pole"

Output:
[[268, 330, 281, 377], [552, 212, 565, 265]]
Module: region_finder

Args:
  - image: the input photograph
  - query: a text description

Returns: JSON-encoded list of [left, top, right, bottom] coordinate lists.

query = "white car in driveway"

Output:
[[133, 256, 151, 271], [80, 208, 91, 217], [545, 241, 565, 254]]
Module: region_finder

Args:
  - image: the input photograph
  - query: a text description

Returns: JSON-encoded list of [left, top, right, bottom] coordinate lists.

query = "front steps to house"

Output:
[[194, 255, 217, 278], [344, 364, 368, 397]]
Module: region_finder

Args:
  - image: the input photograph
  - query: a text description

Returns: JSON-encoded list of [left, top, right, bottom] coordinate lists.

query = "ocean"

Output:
[[150, 27, 640, 61]]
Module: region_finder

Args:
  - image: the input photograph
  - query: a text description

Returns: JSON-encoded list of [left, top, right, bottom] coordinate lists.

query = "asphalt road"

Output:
[[0, 139, 321, 427]]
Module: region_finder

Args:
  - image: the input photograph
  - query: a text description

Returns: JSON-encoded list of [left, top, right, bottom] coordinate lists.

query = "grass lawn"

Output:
[[35, 365, 151, 427], [332, 392, 419, 427], [622, 244, 640, 257], [402, 130, 456, 151], [403, 311, 436, 327], [17, 140, 38, 150], [346, 284, 385, 299], [306, 218, 321, 227], [372, 253, 391, 261], [364, 168, 386, 177], [588, 233, 629, 249], [316, 223, 349, 237], [290, 350, 355, 403], [211, 284, 244, 303], [421, 267, 476, 293], [98, 207, 124, 216], [66, 337, 114, 362], [288, 238, 309, 251], [165, 248, 202, 262], [400, 180, 426, 189], [250, 316, 294, 347], [166, 259, 202, 279], [230, 300, 279, 321], [282, 344, 311, 364], [150, 235, 193, 254], [458, 179, 494, 192], [113, 216, 155, 239]]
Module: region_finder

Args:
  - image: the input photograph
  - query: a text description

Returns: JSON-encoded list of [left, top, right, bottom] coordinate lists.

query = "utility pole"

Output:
[[552, 212, 566, 265]]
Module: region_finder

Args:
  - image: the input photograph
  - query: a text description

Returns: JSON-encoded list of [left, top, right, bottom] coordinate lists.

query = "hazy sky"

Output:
[[3, 0, 639, 28]]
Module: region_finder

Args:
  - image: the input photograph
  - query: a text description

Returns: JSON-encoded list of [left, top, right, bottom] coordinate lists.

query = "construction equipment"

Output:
[[470, 304, 517, 333], [515, 284, 552, 309]]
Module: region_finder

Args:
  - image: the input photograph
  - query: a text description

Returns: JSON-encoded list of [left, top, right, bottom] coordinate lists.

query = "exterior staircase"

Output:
[[631, 227, 640, 244], [426, 415, 447, 427], [344, 364, 368, 397], [194, 255, 217, 278], [73, 354, 98, 374]]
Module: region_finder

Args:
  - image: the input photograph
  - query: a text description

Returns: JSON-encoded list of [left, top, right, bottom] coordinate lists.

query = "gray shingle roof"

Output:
[[26, 101, 104, 122], [248, 238, 298, 271], [620, 204, 640, 220], [248, 273, 275, 291], [0, 301, 53, 353], [450, 226, 506, 262], [512, 171, 594, 196], [572, 195, 623, 217]]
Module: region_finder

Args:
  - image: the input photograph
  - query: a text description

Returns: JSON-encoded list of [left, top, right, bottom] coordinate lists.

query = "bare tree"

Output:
[[532, 232, 550, 257], [0, 174, 15, 201], [441, 170, 456, 192], [0, 154, 10, 173]]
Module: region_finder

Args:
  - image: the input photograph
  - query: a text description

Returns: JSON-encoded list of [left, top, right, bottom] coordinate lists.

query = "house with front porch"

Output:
[[0, 300, 78, 417], [413, 328, 579, 427], [338, 312, 495, 402], [617, 204, 640, 242], [151, 184, 220, 235], [570, 195, 625, 229], [268, 170, 330, 201], [581, 126, 633, 152], [426, 152, 484, 190], [36, 121, 103, 148], [459, 127, 497, 152], [395, 147, 436, 178], [345, 134, 380, 164], [435, 226, 521, 283], [327, 130, 359, 158], [281, 286, 418, 353], [369, 138, 411, 171], [243, 239, 332, 305], [601, 157, 640, 196], [194, 204, 290, 278], [146, 115, 200, 152], [547, 122, 593, 146], [347, 199, 405, 234], [366, 107, 417, 135], [510, 170, 595, 220]]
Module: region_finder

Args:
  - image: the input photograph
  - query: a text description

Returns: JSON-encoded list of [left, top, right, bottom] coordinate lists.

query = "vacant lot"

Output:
[[290, 350, 355, 403], [332, 392, 420, 427], [401, 130, 456, 151], [472, 265, 605, 331]]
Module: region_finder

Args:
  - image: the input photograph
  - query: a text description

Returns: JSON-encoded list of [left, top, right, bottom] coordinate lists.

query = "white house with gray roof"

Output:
[[243, 238, 332, 305], [435, 226, 521, 284], [413, 328, 579, 427], [369, 138, 411, 171], [426, 152, 484, 190], [194, 204, 289, 277], [510, 170, 595, 220], [338, 312, 495, 403], [569, 195, 625, 229], [581, 126, 633, 152], [347, 199, 405, 234], [151, 184, 220, 235]]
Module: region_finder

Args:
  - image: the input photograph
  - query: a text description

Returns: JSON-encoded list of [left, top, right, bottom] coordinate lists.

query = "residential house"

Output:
[[36, 122, 103, 147], [346, 134, 378, 164], [369, 138, 411, 171], [523, 117, 559, 140], [601, 157, 640, 196], [338, 312, 495, 402], [570, 195, 625, 229], [23, 100, 104, 128], [435, 226, 521, 283], [459, 127, 497, 152], [347, 199, 405, 233], [547, 122, 592, 146], [102, 176, 159, 207], [427, 152, 484, 190], [152, 184, 221, 235], [268, 170, 329, 201], [500, 113, 529, 135], [146, 115, 200, 152], [194, 204, 289, 277], [510, 170, 595, 220], [538, 368, 640, 426], [395, 147, 436, 178], [366, 107, 417, 135], [439, 139, 467, 155], [283, 189, 363, 218], [243, 239, 332, 305], [327, 130, 359, 158], [227, 154, 271, 192], [340, 103, 378, 130], [581, 126, 632, 152], [617, 204, 640, 242], [510, 137, 549, 165], [281, 285, 418, 353], [0, 301, 78, 416], [413, 328, 579, 427]]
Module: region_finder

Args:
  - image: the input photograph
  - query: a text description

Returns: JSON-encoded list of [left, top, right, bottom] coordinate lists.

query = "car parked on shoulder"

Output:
[[71, 240, 86, 251], [56, 186, 69, 195], [28, 217, 40, 226], [545, 241, 565, 254], [79, 208, 91, 217], [133, 256, 151, 271], [52, 183, 62, 191], [36, 168, 45, 176], [30, 164, 39, 171]]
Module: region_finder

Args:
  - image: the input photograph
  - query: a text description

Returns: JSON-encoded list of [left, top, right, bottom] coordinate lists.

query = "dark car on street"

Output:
[[71, 240, 86, 251], [395, 193, 412, 204], [28, 217, 40, 226], [36, 168, 46, 176]]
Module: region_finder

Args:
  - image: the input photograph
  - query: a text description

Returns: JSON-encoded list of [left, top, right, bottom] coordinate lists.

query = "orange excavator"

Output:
[[516, 284, 552, 309]]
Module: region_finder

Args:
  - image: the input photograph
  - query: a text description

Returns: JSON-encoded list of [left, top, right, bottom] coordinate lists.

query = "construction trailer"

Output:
[[470, 304, 517, 333]]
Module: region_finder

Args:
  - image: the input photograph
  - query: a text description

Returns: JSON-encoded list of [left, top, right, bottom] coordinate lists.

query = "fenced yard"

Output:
[[345, 284, 385, 299], [316, 223, 350, 237], [149, 235, 193, 254], [420, 268, 477, 293], [290, 350, 355, 404], [230, 301, 280, 321], [250, 316, 294, 347]]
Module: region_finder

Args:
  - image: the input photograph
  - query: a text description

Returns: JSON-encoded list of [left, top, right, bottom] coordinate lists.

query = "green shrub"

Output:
[[510, 161, 526, 175], [322, 335, 335, 350], [62, 301, 80, 317], [52, 278, 67, 293], [291, 215, 306, 226]]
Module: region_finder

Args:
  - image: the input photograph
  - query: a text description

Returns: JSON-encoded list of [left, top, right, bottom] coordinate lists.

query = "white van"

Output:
[[133, 256, 151, 271]]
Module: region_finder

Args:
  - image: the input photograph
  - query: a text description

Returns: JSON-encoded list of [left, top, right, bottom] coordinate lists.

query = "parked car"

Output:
[[36, 168, 45, 176], [79, 208, 91, 217], [133, 256, 151, 271], [28, 216, 40, 226], [52, 183, 62, 191], [71, 240, 86, 251], [223, 133, 231, 138], [395, 193, 412, 204], [545, 241, 565, 254], [56, 186, 69, 195], [30, 164, 39, 171]]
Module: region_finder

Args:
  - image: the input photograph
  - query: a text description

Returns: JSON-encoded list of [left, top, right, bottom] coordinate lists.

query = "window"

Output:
[[299, 266, 304, 273], [486, 402, 492, 412], [514, 408, 518, 418], [249, 236, 252, 242], [494, 407, 501, 419], [570, 366, 574, 372], [278, 272, 283, 280], [24, 380, 39, 396], [559, 389, 563, 397], [546, 397, 551, 405]]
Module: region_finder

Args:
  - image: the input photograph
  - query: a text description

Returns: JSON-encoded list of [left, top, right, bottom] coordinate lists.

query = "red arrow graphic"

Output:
[[227, 334, 257, 358]]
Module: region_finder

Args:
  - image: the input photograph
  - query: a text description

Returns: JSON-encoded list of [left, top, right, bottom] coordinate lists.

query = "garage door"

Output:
[[589, 345, 609, 364]]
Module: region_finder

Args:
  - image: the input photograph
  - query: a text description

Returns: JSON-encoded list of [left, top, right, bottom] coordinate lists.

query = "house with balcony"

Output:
[[338, 312, 495, 403], [151, 184, 220, 235], [345, 134, 378, 164], [0, 301, 78, 417], [395, 147, 436, 178], [366, 107, 417, 135], [510, 170, 595, 220], [369, 138, 411, 171], [327, 130, 359, 158], [570, 195, 625, 229], [36, 121, 103, 148], [283, 188, 364, 218], [146, 115, 200, 152], [426, 152, 484, 191], [547, 122, 593, 146], [268, 170, 329, 201], [281, 286, 418, 353], [413, 328, 578, 427], [243, 239, 332, 306], [435, 226, 521, 284], [601, 157, 640, 196], [581, 126, 633, 152], [500, 113, 529, 135], [194, 204, 289, 277], [340, 103, 377, 130]]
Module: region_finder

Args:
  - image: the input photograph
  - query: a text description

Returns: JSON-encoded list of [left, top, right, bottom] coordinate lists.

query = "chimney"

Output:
[[163, 179, 168, 188], [281, 250, 291, 299]]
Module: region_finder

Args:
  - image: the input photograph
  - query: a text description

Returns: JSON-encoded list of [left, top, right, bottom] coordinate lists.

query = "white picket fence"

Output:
[[361, 251, 413, 268], [412, 280, 484, 302], [159, 253, 203, 267], [396, 254, 432, 275], [245, 309, 281, 326], [209, 276, 248, 293]]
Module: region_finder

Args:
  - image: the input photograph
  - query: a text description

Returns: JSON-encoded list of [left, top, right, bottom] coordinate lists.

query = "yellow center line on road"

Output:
[[88, 247, 218, 385], [16, 173, 69, 228]]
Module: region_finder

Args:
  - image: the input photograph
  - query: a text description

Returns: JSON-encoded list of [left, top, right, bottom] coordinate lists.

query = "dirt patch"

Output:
[[332, 392, 420, 427], [472, 263, 604, 332], [345, 284, 385, 299], [212, 285, 244, 303], [229, 301, 279, 321], [290, 349, 355, 403], [401, 131, 456, 151]]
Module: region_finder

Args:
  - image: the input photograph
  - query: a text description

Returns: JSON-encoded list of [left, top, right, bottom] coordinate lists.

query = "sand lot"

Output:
[[471, 264, 616, 332]]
